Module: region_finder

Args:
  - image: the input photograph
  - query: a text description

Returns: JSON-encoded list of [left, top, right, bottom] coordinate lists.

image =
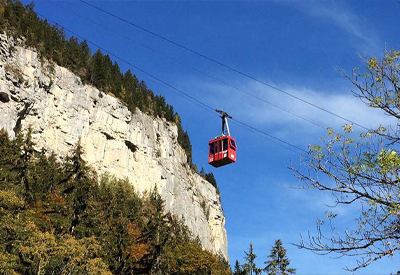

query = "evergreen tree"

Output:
[[111, 61, 122, 97], [205, 172, 217, 188], [0, 127, 36, 203], [59, 141, 97, 237], [233, 260, 245, 275], [0, 128, 20, 190], [0, 128, 230, 275], [19, 127, 35, 203], [175, 114, 194, 168], [141, 187, 171, 274], [200, 167, 205, 177], [264, 239, 295, 275], [95, 175, 147, 274], [243, 243, 261, 275]]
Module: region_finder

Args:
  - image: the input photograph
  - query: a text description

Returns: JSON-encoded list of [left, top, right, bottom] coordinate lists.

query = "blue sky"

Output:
[[23, 0, 400, 273]]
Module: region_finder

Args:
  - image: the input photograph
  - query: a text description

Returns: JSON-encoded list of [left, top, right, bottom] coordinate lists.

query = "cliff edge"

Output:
[[0, 33, 228, 259]]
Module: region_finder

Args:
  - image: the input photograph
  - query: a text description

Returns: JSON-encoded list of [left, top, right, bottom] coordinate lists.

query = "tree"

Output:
[[94, 175, 147, 274], [140, 188, 171, 274], [242, 243, 261, 275], [0, 128, 20, 190], [291, 49, 400, 272], [0, 189, 111, 275], [160, 239, 231, 275], [233, 260, 245, 275], [59, 141, 97, 237], [0, 129, 229, 275], [205, 172, 217, 189], [264, 240, 295, 275], [0, 127, 36, 203]]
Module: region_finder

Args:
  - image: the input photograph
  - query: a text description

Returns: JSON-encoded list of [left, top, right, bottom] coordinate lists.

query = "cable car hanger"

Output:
[[208, 110, 237, 168], [216, 109, 232, 137]]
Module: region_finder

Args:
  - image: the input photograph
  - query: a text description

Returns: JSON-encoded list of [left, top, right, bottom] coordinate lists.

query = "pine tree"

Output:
[[205, 172, 217, 188], [0, 128, 230, 275], [233, 260, 245, 275], [141, 187, 171, 274], [111, 61, 122, 97], [264, 239, 295, 275], [19, 127, 35, 203], [0, 128, 19, 189], [200, 167, 205, 177], [59, 141, 97, 236], [243, 243, 262, 275]]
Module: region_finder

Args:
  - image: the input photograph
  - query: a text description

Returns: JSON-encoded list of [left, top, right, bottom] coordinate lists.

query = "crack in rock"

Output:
[[125, 140, 138, 153], [13, 101, 33, 134]]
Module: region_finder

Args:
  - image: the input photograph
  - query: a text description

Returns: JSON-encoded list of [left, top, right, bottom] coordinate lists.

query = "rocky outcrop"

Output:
[[0, 33, 228, 258]]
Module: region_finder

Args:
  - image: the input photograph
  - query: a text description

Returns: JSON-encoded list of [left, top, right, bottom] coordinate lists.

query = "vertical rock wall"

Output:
[[0, 33, 228, 259]]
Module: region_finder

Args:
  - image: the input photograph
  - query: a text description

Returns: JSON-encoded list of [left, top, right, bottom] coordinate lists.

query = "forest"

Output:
[[0, 128, 230, 275], [0, 0, 195, 170]]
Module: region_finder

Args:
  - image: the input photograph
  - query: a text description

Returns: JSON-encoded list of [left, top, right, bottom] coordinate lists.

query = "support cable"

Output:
[[77, 0, 369, 131], [47, 0, 325, 129], [231, 119, 308, 154], [36, 11, 308, 155]]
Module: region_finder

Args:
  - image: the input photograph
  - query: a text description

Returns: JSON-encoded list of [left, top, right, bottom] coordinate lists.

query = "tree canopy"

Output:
[[0, 129, 230, 275], [233, 242, 295, 275], [292, 50, 400, 272], [242, 243, 262, 275], [264, 239, 295, 275]]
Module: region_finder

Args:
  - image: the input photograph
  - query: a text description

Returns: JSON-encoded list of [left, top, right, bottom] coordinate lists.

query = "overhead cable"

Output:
[[47, 0, 325, 129], [77, 0, 369, 131], [35, 11, 307, 155], [231, 119, 307, 154]]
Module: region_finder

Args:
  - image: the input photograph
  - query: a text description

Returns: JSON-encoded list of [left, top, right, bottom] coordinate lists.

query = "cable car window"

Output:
[[223, 139, 228, 151], [209, 143, 214, 154], [230, 140, 236, 149]]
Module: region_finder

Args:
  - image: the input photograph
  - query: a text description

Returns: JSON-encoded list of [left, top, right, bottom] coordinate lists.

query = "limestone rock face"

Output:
[[0, 33, 228, 258]]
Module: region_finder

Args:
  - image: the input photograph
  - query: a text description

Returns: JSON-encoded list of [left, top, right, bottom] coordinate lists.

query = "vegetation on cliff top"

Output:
[[0, 0, 196, 171], [0, 128, 230, 275]]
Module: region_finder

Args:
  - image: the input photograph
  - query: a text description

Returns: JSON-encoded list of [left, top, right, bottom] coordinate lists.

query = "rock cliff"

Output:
[[0, 33, 228, 258]]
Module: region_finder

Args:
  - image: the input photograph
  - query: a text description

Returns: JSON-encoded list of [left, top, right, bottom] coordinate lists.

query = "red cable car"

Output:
[[208, 110, 237, 168]]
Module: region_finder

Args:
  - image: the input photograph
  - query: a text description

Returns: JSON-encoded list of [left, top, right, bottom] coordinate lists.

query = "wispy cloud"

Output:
[[310, 3, 376, 45], [276, 0, 381, 54]]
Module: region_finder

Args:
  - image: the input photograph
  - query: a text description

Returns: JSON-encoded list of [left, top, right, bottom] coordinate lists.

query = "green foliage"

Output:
[[160, 240, 230, 275], [233, 260, 246, 275], [200, 168, 220, 195], [291, 48, 400, 272], [242, 243, 262, 275], [264, 240, 295, 275], [0, 0, 196, 170], [175, 114, 194, 169], [233, 242, 295, 275], [0, 129, 229, 275], [205, 172, 218, 189]]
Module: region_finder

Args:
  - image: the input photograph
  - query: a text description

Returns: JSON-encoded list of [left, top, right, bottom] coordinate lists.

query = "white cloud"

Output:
[[310, 2, 377, 46], [274, 0, 381, 54]]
